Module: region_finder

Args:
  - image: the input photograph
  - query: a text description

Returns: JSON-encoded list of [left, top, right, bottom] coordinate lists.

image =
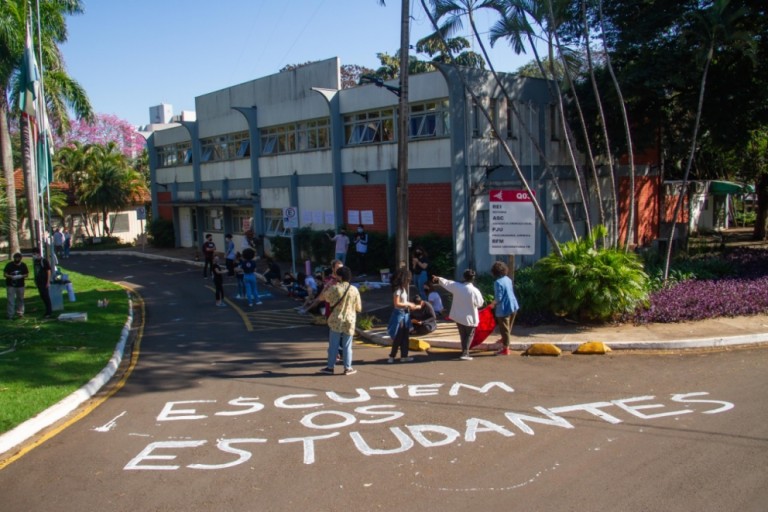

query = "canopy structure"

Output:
[[710, 180, 746, 195]]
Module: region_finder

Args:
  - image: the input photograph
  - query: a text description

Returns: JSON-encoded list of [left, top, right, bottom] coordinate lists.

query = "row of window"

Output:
[[156, 99, 554, 168]]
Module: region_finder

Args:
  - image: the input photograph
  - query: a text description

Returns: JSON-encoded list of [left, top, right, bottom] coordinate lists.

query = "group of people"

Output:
[[4, 252, 54, 320], [386, 258, 519, 363], [203, 232, 267, 307]]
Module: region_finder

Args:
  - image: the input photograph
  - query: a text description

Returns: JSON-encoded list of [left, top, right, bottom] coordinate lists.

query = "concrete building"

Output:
[[145, 57, 655, 277]]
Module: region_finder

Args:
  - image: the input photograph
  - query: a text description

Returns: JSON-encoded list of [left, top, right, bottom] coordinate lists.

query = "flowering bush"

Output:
[[631, 248, 768, 323]]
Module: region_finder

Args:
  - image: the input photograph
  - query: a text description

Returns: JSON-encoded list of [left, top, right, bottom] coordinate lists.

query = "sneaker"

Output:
[[236, 294, 241, 299], [459, 355, 474, 361], [217, 303, 227, 307], [387, 357, 395, 364], [255, 301, 263, 305], [344, 367, 357, 375], [400, 357, 414, 362], [496, 348, 510, 356], [317, 367, 334, 375], [248, 303, 254, 307]]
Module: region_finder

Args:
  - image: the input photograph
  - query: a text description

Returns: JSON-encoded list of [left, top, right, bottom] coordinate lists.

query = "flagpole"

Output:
[[35, 0, 54, 267]]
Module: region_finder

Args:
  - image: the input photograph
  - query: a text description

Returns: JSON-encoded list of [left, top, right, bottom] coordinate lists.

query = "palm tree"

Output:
[[0, 0, 92, 252]]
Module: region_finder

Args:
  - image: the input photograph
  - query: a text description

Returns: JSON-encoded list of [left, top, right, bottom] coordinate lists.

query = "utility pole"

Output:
[[395, 0, 410, 270]]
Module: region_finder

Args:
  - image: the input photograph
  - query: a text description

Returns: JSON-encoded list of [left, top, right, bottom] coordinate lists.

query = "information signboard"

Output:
[[489, 189, 536, 255]]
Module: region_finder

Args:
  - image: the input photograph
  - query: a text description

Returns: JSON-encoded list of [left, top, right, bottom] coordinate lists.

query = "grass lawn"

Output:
[[0, 268, 129, 434]]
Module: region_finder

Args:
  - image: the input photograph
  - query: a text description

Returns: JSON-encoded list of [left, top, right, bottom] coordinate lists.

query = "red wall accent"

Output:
[[619, 175, 660, 247], [341, 184, 388, 232], [157, 192, 174, 220]]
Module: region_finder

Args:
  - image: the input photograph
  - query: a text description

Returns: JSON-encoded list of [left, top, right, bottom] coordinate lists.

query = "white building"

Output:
[[146, 57, 617, 276]]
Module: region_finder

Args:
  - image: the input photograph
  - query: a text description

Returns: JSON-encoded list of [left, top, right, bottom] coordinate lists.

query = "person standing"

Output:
[[4, 252, 29, 319], [224, 234, 236, 276], [234, 252, 246, 299], [317, 266, 362, 375], [202, 233, 216, 278], [386, 269, 417, 363], [213, 256, 227, 307], [353, 225, 368, 276], [32, 253, 53, 318], [52, 229, 64, 261], [432, 269, 484, 361], [488, 261, 520, 356], [240, 248, 262, 307], [327, 228, 350, 265], [62, 228, 71, 258], [411, 247, 429, 300]]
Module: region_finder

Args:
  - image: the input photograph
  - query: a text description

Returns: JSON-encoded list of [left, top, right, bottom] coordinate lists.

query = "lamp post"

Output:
[[395, 0, 410, 270]]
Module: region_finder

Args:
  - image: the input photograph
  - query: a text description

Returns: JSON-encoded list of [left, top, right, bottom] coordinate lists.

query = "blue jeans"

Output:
[[335, 252, 347, 265], [243, 273, 260, 303], [327, 330, 353, 369], [415, 271, 428, 300]]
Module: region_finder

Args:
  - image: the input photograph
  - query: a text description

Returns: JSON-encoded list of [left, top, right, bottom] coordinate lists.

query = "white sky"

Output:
[[60, 0, 537, 127]]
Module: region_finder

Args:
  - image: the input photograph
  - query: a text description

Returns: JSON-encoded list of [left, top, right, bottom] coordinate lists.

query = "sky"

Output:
[[60, 0, 537, 128]]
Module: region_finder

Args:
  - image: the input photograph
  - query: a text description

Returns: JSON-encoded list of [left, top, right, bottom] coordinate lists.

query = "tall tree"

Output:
[[0, 0, 92, 252]]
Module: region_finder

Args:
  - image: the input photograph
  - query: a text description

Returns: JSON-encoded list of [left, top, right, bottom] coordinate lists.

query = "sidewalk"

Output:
[[93, 246, 768, 352]]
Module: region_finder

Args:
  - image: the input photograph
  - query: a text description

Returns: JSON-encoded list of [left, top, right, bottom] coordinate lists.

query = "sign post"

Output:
[[283, 207, 299, 275], [136, 206, 147, 252], [489, 189, 536, 256]]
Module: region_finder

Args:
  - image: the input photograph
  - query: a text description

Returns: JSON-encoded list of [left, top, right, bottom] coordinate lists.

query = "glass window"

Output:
[[262, 208, 285, 235], [156, 141, 192, 168], [506, 104, 517, 140], [344, 109, 396, 146], [550, 104, 561, 141], [409, 100, 449, 139], [231, 208, 252, 234], [200, 131, 251, 163], [204, 207, 224, 232]]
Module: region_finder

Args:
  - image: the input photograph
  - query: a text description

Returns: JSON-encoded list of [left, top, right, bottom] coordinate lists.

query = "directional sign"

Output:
[[283, 206, 298, 229], [489, 189, 536, 255]]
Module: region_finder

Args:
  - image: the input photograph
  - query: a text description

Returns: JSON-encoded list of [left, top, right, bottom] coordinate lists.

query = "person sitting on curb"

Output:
[[410, 296, 437, 336]]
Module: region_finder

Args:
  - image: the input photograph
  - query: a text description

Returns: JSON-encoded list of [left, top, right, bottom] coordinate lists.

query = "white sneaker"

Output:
[[400, 357, 414, 362], [459, 355, 473, 361], [235, 294, 241, 299], [256, 301, 263, 305], [387, 357, 395, 364]]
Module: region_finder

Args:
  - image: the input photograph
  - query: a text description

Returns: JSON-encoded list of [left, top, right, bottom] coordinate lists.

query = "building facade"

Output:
[[146, 57, 652, 277]]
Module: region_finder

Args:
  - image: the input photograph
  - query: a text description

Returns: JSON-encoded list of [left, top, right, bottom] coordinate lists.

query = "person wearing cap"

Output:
[[4, 253, 29, 319], [33, 253, 53, 318]]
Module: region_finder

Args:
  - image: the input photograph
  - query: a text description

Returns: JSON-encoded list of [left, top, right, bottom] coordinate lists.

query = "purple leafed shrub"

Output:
[[633, 248, 768, 324]]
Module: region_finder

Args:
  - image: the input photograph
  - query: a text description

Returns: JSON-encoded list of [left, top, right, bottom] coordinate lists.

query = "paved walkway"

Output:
[[101, 246, 768, 352]]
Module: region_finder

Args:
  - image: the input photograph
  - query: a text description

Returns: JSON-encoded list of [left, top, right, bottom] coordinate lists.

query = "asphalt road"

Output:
[[2, 254, 767, 512]]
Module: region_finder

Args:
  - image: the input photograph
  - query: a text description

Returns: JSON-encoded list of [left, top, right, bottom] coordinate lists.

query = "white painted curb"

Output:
[[0, 295, 134, 457]]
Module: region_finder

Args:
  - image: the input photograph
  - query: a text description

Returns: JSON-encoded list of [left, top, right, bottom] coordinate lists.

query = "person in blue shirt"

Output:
[[488, 261, 520, 356], [239, 248, 262, 307]]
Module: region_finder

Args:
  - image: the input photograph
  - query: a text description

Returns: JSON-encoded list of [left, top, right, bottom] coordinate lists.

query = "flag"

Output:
[[19, 20, 39, 121], [470, 306, 497, 348]]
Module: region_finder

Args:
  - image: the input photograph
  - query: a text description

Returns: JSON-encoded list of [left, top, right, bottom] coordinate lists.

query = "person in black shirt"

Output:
[[33, 253, 53, 318], [410, 296, 437, 336], [202, 233, 216, 278], [4, 252, 29, 319]]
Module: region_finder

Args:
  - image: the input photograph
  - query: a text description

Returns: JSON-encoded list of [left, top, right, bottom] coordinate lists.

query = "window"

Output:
[[489, 98, 498, 136], [506, 104, 517, 140], [409, 100, 450, 139], [476, 209, 489, 233], [204, 208, 224, 232], [262, 208, 285, 235], [232, 208, 252, 234], [550, 104, 561, 141], [108, 213, 130, 233], [260, 120, 331, 156], [344, 109, 396, 145], [200, 131, 250, 163], [554, 202, 587, 224], [156, 141, 192, 168], [471, 100, 480, 137]]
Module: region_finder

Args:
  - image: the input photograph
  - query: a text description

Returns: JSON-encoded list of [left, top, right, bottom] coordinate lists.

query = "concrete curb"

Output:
[[356, 327, 768, 352], [0, 294, 134, 458]]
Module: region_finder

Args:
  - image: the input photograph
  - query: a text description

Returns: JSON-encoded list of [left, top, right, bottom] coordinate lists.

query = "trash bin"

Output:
[[50, 283, 65, 311]]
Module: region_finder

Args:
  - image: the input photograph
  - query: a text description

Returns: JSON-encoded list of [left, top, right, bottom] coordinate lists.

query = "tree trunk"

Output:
[[0, 98, 21, 255], [754, 173, 768, 240]]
